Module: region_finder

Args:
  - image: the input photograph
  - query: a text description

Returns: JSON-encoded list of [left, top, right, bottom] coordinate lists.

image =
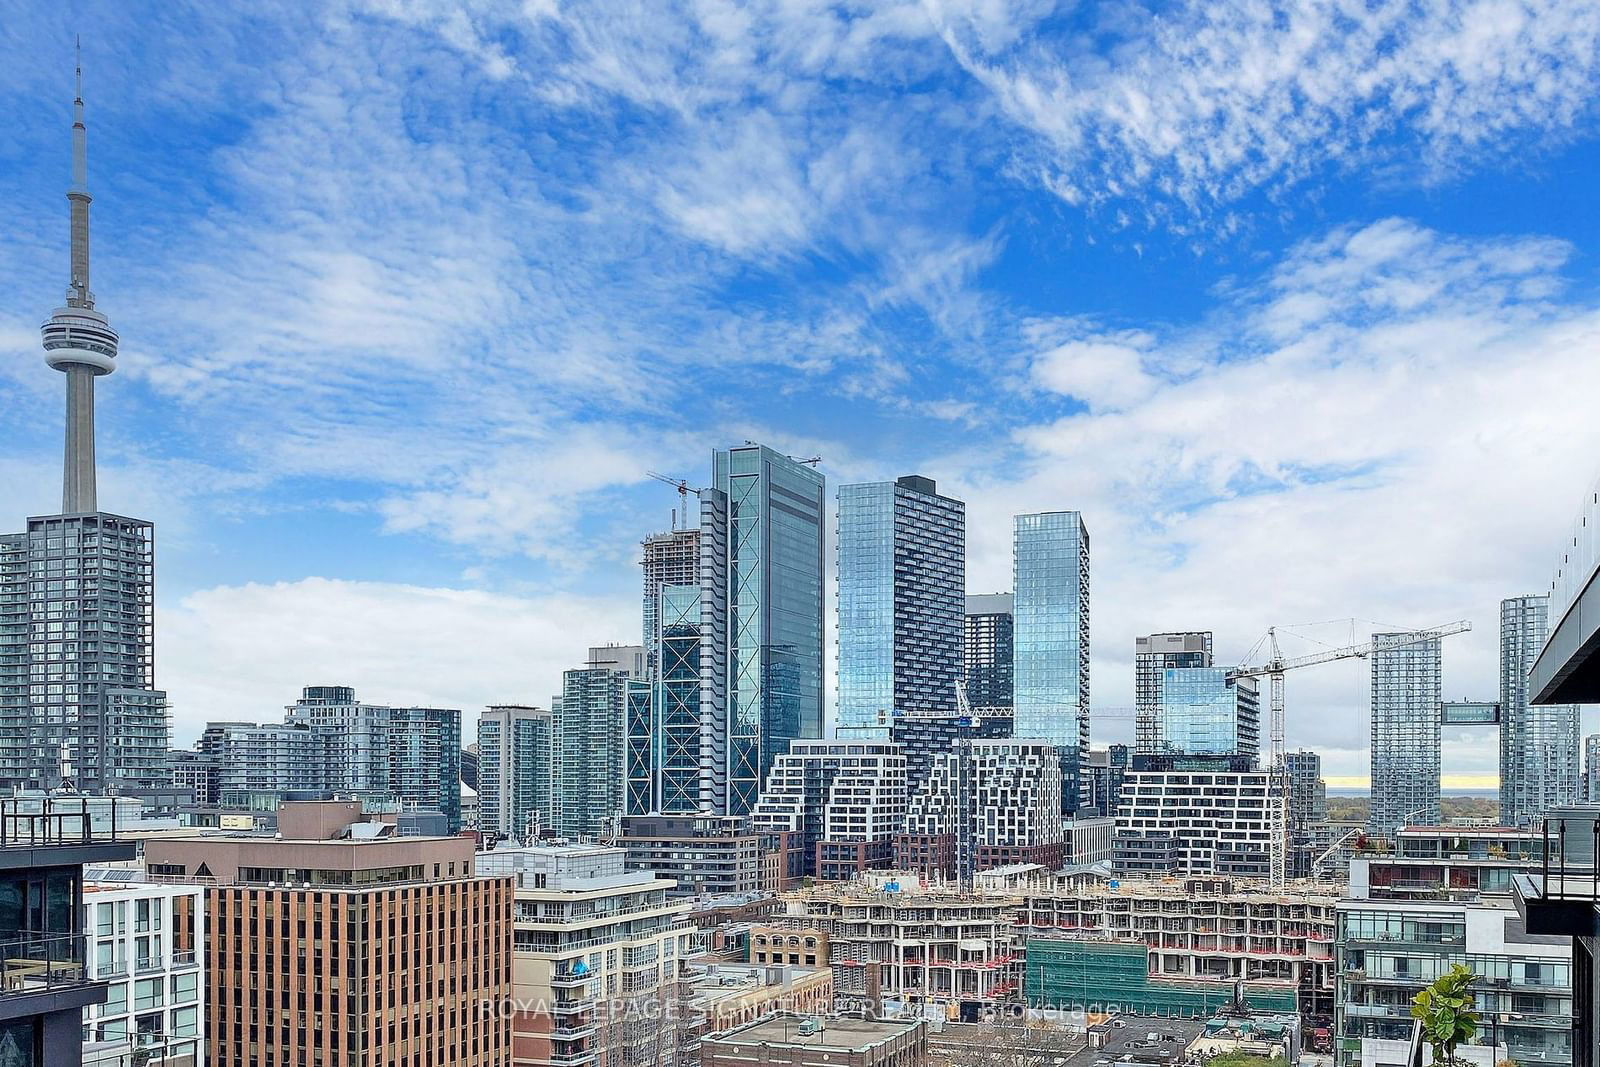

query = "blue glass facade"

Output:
[[1369, 634, 1442, 836], [711, 445, 825, 814], [836, 476, 965, 739], [1160, 666, 1260, 759], [1013, 511, 1090, 814]]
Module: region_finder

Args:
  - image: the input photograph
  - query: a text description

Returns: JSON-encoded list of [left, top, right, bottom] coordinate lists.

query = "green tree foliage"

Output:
[[1412, 964, 1480, 1066]]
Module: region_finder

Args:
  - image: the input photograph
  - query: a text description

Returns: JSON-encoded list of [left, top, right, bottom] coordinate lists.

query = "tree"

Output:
[[1411, 964, 1480, 1066]]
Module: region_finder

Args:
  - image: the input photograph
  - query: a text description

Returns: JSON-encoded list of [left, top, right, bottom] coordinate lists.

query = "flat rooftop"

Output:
[[711, 1014, 920, 1050]]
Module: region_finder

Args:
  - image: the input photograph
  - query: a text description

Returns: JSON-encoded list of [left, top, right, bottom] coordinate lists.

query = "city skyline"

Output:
[[5, 9, 1600, 783]]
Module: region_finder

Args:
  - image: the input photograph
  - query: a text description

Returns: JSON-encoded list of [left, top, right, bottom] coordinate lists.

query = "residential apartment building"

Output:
[[477, 704, 553, 843], [889, 709, 1013, 794], [142, 800, 512, 1067], [188, 686, 464, 829], [773, 883, 1021, 1019], [1134, 632, 1213, 755], [0, 797, 137, 1067], [1369, 634, 1443, 836], [168, 750, 218, 807], [1084, 744, 1131, 817], [750, 741, 908, 880], [897, 738, 1064, 881], [1587, 735, 1600, 801], [620, 814, 788, 897], [477, 844, 695, 1067], [836, 475, 965, 738], [1115, 768, 1284, 878], [1287, 750, 1330, 879], [1338, 859, 1570, 1067], [963, 594, 1015, 710], [81, 871, 205, 1067], [1160, 667, 1260, 760], [1013, 512, 1091, 813], [1500, 594, 1581, 826], [1015, 877, 1338, 1018], [0, 514, 169, 796], [553, 646, 646, 838]]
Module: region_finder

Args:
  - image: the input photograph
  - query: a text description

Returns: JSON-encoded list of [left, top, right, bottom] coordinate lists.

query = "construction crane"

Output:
[[1231, 620, 1472, 885], [1233, 620, 1471, 774], [645, 470, 700, 531]]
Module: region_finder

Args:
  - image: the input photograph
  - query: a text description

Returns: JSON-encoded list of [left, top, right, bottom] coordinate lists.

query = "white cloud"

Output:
[[932, 0, 1600, 213], [936, 219, 1600, 777], [160, 577, 636, 744], [1031, 330, 1157, 411]]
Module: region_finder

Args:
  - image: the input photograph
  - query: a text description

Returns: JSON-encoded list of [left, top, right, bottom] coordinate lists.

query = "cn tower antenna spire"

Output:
[[42, 38, 119, 513]]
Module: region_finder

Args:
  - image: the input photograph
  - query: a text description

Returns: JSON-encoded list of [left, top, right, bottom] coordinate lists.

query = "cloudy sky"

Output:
[[4, 1, 1599, 784]]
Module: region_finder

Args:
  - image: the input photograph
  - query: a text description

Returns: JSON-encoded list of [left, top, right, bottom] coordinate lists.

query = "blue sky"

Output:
[[4, 0, 1600, 782]]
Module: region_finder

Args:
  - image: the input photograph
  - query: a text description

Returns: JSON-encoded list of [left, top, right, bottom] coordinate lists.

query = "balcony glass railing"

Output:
[[1, 932, 90, 994], [1534, 810, 1600, 900], [0, 797, 122, 846]]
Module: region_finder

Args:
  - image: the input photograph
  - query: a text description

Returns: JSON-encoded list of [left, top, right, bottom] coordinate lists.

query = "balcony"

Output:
[[547, 1050, 599, 1066], [1512, 809, 1600, 937], [1, 932, 91, 994]]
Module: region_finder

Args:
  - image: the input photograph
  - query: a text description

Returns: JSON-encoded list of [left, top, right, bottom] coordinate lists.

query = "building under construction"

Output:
[[764, 880, 1023, 1021], [1014, 876, 1339, 1020]]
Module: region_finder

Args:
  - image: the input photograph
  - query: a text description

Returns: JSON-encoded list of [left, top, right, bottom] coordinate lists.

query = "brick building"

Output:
[[143, 800, 513, 1067]]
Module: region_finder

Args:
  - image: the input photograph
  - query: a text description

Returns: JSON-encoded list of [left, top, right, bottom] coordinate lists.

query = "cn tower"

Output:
[[40, 43, 118, 514]]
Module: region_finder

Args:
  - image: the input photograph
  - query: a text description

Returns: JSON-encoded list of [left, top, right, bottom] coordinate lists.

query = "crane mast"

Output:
[[1230, 619, 1471, 886]]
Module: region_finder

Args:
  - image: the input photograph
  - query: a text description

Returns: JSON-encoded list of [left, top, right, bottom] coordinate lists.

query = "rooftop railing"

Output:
[[0, 796, 123, 848]]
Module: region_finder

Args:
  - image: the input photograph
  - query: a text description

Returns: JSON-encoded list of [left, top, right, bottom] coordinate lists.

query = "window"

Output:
[[171, 972, 198, 1003], [134, 978, 163, 1011], [103, 982, 127, 1015], [173, 1006, 199, 1037]]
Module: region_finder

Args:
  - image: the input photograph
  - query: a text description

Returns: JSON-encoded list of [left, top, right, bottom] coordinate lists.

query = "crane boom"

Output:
[[1231, 620, 1472, 679], [1229, 618, 1472, 888]]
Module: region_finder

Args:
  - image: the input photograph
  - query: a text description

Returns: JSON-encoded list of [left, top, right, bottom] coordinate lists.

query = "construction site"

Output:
[[1014, 876, 1340, 1019], [763, 879, 1024, 1021]]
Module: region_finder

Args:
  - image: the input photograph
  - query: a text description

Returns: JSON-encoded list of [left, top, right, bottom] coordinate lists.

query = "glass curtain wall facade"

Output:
[[1369, 634, 1443, 836], [631, 584, 704, 815], [1160, 667, 1260, 760], [0, 513, 168, 794], [1134, 632, 1213, 754], [963, 594, 1014, 709], [836, 475, 964, 739], [1500, 594, 1581, 826], [709, 445, 824, 815], [1013, 511, 1090, 814]]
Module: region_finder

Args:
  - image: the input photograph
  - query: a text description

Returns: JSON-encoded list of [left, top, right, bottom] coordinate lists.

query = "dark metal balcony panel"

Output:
[[1513, 873, 1600, 937], [1532, 570, 1600, 705]]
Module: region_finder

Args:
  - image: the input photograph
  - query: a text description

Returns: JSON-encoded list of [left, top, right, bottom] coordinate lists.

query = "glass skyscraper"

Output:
[[836, 475, 965, 739], [1013, 511, 1090, 814], [1159, 666, 1259, 759], [1369, 633, 1442, 836], [627, 445, 824, 819], [1500, 594, 1581, 826], [706, 444, 825, 814], [963, 593, 1015, 709], [1134, 632, 1213, 754], [0, 514, 168, 795]]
